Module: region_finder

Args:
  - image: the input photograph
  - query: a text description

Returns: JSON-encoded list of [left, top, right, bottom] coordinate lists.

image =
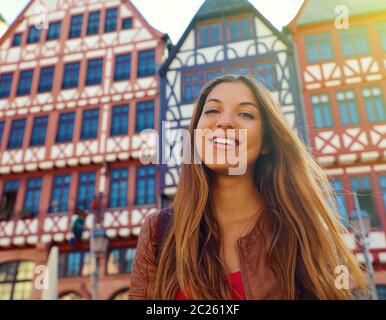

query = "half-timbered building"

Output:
[[0, 0, 167, 299], [288, 0, 386, 294]]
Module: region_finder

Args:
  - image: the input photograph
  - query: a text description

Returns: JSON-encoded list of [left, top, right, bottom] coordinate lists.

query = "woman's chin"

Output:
[[204, 162, 243, 175]]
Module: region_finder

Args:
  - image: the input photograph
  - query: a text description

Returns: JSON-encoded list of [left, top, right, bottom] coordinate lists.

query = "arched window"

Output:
[[110, 288, 130, 300], [59, 291, 84, 300], [106, 247, 136, 274], [0, 261, 35, 300]]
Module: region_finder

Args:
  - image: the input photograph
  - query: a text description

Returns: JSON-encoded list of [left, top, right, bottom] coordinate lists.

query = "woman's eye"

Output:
[[240, 112, 254, 119], [204, 109, 219, 114]]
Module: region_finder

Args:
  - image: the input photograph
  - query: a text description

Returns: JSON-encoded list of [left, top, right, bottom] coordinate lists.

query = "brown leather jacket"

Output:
[[129, 208, 278, 300]]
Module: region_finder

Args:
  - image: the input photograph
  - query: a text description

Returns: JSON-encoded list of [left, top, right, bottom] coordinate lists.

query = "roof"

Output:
[[296, 0, 386, 26], [0, 0, 166, 46], [160, 0, 290, 75], [196, 0, 254, 20]]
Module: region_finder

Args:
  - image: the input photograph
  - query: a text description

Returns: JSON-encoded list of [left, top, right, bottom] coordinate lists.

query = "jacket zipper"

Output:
[[237, 239, 250, 299]]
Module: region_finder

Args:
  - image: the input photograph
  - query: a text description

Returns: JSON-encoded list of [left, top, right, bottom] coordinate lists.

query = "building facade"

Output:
[[288, 0, 386, 294], [159, 0, 307, 199], [0, 0, 167, 300]]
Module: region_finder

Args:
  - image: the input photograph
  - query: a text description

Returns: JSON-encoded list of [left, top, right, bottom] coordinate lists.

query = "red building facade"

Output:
[[0, 0, 167, 299], [289, 0, 386, 291]]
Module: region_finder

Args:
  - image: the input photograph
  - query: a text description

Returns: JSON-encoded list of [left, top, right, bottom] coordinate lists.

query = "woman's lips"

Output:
[[207, 137, 239, 150]]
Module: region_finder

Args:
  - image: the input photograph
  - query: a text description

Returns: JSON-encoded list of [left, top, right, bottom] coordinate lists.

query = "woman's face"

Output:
[[195, 81, 265, 175]]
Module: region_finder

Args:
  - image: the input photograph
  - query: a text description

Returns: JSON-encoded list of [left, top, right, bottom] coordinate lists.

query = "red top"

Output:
[[175, 271, 246, 300]]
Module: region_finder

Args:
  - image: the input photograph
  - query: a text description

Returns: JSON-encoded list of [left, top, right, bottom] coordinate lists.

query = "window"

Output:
[[105, 8, 118, 32], [23, 177, 43, 216], [114, 53, 131, 81], [111, 104, 129, 136], [59, 292, 84, 300], [207, 70, 223, 80], [49, 174, 71, 213], [255, 62, 275, 90], [59, 251, 91, 277], [197, 23, 222, 47], [336, 90, 360, 125], [182, 69, 223, 103], [16, 70, 34, 96], [107, 248, 136, 274], [56, 112, 75, 143], [377, 285, 386, 300], [7, 119, 26, 149], [362, 87, 386, 122], [108, 168, 128, 208], [0, 73, 13, 99], [136, 101, 154, 132], [80, 109, 99, 140], [0, 180, 19, 220], [69, 14, 83, 38], [0, 261, 35, 300], [137, 49, 155, 77], [229, 18, 253, 42], [122, 17, 132, 30], [340, 27, 369, 57], [12, 33, 22, 46], [351, 177, 380, 228], [30, 116, 48, 146], [380, 176, 386, 213], [26, 26, 41, 44], [228, 62, 275, 89], [379, 22, 386, 51], [182, 73, 203, 103], [87, 11, 100, 35], [38, 66, 55, 93], [46, 21, 62, 41], [331, 179, 348, 226], [111, 289, 130, 300], [229, 65, 250, 76], [76, 172, 96, 210], [62, 62, 80, 89], [135, 166, 155, 205], [85, 58, 103, 86], [311, 94, 334, 129], [0, 121, 4, 146], [305, 33, 334, 63]]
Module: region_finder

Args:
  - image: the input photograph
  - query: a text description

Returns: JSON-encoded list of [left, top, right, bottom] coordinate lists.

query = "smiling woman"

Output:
[[129, 74, 369, 300]]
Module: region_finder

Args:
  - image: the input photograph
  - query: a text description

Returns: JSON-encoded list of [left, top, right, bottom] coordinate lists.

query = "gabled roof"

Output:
[[0, 0, 33, 45], [196, 0, 254, 20], [294, 0, 386, 26], [0, 0, 165, 46], [160, 0, 291, 75]]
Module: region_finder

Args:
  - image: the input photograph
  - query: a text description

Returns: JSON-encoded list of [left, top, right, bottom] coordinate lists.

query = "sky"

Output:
[[0, 0, 304, 43]]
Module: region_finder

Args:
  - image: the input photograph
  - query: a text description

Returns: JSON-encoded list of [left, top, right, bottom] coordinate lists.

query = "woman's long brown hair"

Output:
[[154, 75, 369, 299]]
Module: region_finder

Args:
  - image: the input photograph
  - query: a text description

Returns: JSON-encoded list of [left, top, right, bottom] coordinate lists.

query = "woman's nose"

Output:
[[215, 112, 235, 129]]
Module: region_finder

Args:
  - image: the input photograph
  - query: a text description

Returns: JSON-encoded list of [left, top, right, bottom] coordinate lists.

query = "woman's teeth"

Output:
[[213, 137, 236, 146]]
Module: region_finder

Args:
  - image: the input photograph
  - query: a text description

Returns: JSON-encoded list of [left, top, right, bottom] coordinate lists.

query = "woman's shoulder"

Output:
[[143, 206, 173, 225], [139, 206, 174, 243]]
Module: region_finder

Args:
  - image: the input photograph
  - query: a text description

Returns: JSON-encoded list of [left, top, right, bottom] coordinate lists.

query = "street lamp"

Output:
[[91, 229, 108, 255], [89, 195, 108, 300], [349, 191, 378, 300]]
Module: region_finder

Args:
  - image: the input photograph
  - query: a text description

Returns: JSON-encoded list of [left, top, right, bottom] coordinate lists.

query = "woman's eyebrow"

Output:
[[205, 98, 222, 104], [239, 101, 258, 108], [205, 98, 258, 108]]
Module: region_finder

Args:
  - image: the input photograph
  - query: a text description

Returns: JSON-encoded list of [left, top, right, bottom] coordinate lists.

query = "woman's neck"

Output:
[[212, 172, 264, 225]]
